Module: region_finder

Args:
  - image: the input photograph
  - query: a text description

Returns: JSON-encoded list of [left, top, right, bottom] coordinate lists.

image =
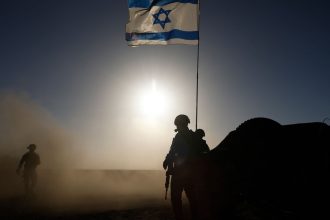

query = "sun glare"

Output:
[[139, 80, 168, 118]]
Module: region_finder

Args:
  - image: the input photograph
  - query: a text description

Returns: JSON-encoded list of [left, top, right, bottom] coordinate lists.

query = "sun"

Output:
[[138, 80, 168, 118]]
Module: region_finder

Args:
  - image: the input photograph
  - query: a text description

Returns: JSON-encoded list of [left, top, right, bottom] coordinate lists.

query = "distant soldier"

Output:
[[195, 129, 210, 154], [16, 144, 41, 195], [163, 115, 207, 220]]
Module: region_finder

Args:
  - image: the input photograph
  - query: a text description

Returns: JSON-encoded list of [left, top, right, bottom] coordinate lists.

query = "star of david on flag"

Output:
[[126, 0, 199, 46], [153, 8, 172, 29]]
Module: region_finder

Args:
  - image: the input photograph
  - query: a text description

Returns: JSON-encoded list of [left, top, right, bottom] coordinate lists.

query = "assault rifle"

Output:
[[164, 162, 174, 200]]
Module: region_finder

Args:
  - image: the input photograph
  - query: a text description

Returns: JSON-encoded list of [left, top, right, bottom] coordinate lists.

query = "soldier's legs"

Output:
[[31, 171, 37, 190], [23, 177, 29, 195], [184, 184, 199, 220], [24, 177, 33, 195], [23, 170, 35, 195], [171, 175, 184, 220]]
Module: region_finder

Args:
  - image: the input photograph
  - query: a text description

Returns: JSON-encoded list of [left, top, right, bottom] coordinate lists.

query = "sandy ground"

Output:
[[0, 197, 175, 220], [0, 169, 186, 220]]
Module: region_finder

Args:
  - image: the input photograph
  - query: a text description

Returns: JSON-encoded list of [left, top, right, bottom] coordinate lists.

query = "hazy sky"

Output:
[[1, 0, 329, 169]]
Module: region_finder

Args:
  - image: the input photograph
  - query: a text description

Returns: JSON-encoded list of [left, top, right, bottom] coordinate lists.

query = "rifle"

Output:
[[164, 162, 174, 200], [165, 172, 170, 200]]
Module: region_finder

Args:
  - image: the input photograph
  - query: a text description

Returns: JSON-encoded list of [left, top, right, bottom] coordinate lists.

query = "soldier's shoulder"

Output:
[[189, 130, 199, 139]]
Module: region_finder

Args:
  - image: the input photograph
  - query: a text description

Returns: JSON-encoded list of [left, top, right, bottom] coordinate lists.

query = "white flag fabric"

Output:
[[126, 0, 199, 46]]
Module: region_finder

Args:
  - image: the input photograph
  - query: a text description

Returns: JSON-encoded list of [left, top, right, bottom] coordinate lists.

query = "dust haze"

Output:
[[0, 91, 80, 169], [0, 91, 168, 213], [1, 169, 166, 214]]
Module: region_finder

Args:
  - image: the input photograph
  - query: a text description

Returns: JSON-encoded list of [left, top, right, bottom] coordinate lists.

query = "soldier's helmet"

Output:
[[195, 129, 205, 138], [174, 114, 190, 127], [27, 144, 36, 150]]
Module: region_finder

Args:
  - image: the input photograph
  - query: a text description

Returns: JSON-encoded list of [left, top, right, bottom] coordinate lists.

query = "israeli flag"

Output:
[[126, 0, 199, 46]]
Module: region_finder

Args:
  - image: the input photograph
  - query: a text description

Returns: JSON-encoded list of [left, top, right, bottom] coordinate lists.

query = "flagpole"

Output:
[[195, 0, 201, 131]]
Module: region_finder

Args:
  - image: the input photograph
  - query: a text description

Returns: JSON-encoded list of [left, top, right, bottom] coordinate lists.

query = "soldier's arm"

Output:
[[16, 154, 25, 173], [163, 138, 176, 169]]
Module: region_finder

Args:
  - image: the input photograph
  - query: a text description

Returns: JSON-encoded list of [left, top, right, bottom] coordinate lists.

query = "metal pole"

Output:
[[195, 0, 201, 131]]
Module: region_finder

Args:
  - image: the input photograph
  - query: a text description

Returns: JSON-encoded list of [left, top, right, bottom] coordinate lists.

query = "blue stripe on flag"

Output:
[[128, 0, 198, 8], [126, 29, 198, 42]]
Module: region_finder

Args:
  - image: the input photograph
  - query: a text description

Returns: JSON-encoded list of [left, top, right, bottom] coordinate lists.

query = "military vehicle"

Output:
[[192, 118, 329, 220]]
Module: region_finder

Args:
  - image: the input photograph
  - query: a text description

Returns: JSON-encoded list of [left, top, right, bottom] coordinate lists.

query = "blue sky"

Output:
[[1, 0, 329, 169]]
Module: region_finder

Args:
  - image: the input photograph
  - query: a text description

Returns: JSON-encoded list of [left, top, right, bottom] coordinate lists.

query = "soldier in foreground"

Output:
[[163, 115, 207, 220], [16, 144, 41, 196]]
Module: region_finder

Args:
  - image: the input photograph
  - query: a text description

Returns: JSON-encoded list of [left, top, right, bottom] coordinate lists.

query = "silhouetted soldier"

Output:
[[195, 129, 210, 154], [16, 144, 41, 195], [163, 115, 206, 220]]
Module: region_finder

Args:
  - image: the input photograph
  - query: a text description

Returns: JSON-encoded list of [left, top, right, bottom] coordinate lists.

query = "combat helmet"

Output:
[[27, 144, 36, 150], [195, 129, 205, 138], [174, 114, 190, 127]]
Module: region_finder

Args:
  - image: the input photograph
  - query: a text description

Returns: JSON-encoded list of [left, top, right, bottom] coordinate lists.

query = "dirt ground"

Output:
[[0, 169, 184, 220], [0, 197, 175, 220]]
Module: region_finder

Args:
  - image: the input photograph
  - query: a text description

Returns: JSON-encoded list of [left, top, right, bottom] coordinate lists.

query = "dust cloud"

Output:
[[0, 168, 167, 214], [0, 91, 80, 169], [0, 91, 168, 213], [36, 170, 166, 212]]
